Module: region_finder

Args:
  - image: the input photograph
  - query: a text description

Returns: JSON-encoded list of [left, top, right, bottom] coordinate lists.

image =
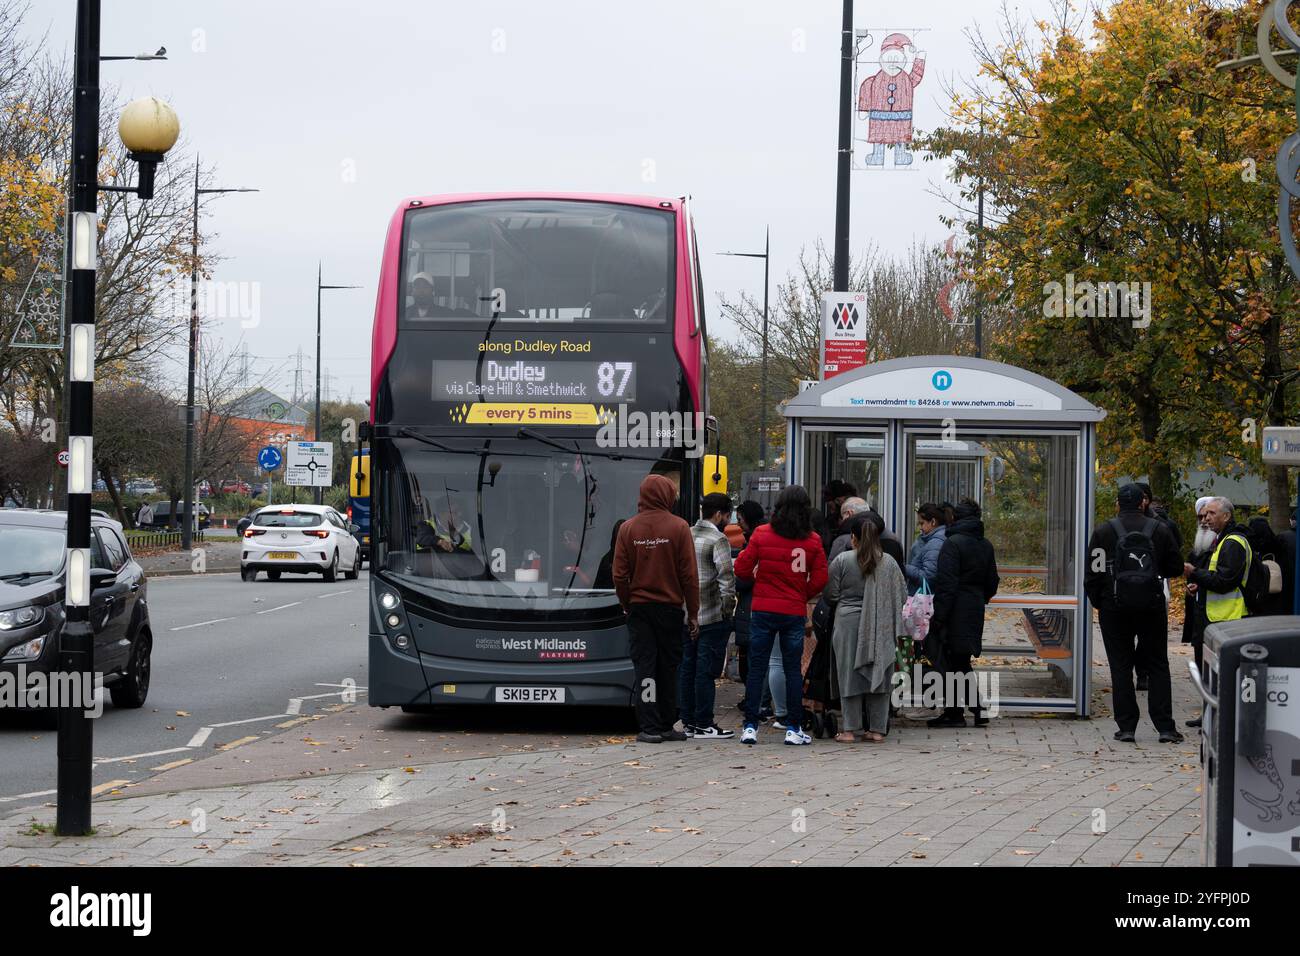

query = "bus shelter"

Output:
[[783, 356, 1105, 715]]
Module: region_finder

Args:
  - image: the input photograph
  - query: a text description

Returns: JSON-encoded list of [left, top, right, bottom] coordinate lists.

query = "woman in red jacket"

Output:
[[734, 485, 829, 745]]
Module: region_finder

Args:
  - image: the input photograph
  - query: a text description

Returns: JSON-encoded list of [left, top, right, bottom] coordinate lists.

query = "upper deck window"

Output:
[[400, 200, 674, 326]]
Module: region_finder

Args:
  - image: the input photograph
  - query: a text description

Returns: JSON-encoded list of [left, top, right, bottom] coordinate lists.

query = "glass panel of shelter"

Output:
[[903, 429, 1080, 704], [801, 429, 886, 518]]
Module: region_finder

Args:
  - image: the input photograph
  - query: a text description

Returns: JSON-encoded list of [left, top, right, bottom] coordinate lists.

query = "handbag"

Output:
[[902, 578, 935, 641], [1262, 553, 1284, 595], [812, 593, 836, 643]]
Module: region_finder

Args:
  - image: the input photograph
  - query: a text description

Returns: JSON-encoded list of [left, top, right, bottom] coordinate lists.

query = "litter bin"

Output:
[[1190, 616, 1300, 866]]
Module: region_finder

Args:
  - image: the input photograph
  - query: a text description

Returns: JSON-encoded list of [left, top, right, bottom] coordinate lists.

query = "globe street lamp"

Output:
[[59, 0, 177, 837]]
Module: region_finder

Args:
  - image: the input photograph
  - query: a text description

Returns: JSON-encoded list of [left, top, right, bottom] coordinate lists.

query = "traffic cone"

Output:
[[222, 517, 228, 529]]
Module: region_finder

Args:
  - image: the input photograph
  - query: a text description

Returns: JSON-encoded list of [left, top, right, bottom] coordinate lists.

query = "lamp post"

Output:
[[314, 264, 360, 504], [60, 0, 177, 836], [719, 227, 771, 468], [182, 161, 257, 551], [833, 0, 854, 290]]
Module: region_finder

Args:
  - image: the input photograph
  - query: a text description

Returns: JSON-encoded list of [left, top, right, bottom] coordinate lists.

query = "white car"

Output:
[[239, 504, 362, 582]]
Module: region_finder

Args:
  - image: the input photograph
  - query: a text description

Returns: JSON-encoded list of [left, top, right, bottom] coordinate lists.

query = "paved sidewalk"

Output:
[[0, 639, 1205, 867]]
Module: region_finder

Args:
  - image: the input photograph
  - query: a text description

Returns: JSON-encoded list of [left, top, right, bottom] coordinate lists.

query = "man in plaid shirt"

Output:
[[679, 493, 737, 739]]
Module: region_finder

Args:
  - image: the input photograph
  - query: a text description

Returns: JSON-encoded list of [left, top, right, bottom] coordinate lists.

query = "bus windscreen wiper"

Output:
[[515, 428, 664, 462], [398, 427, 558, 460], [398, 428, 456, 452]]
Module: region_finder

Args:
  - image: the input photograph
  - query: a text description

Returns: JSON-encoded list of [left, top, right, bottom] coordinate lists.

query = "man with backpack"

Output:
[[1085, 483, 1185, 743]]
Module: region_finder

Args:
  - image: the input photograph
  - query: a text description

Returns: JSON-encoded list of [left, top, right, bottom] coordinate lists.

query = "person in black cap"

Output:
[[1085, 483, 1185, 743]]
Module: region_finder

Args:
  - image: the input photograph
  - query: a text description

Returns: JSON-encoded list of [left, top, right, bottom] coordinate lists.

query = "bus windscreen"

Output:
[[377, 442, 679, 612]]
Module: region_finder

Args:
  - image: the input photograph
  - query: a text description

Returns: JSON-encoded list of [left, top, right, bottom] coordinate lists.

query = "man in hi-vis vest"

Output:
[[1184, 496, 1251, 627]]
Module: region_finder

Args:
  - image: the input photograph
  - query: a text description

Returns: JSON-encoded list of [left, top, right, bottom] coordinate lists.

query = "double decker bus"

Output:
[[366, 193, 716, 710]]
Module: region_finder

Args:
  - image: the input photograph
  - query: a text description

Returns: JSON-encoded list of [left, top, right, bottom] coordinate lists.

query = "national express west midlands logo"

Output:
[[832, 302, 860, 331], [932, 370, 953, 391]]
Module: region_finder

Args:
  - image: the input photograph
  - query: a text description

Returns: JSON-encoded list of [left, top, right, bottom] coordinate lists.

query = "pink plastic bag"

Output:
[[902, 580, 934, 641]]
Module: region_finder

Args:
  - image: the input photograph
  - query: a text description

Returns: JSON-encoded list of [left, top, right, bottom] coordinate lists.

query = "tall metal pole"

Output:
[[58, 0, 100, 836], [833, 0, 854, 290], [760, 227, 770, 468], [185, 175, 257, 525], [315, 262, 322, 505], [1294, 485, 1299, 616], [974, 111, 985, 358], [314, 267, 360, 505], [182, 160, 199, 549]]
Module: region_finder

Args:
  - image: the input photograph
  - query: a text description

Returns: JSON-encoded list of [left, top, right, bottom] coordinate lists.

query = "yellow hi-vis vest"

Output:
[[1205, 533, 1250, 623]]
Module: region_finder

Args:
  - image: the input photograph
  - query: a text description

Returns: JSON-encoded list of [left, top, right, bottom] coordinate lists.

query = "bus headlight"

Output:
[[386, 613, 401, 628], [379, 590, 399, 610], [394, 634, 410, 649]]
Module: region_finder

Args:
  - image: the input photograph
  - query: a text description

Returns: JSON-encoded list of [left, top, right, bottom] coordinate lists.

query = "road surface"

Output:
[[0, 571, 368, 803]]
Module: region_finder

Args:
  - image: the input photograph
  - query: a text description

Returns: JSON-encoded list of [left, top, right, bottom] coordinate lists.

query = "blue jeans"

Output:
[[767, 643, 785, 718], [744, 611, 805, 730], [679, 621, 730, 727], [678, 628, 698, 725]]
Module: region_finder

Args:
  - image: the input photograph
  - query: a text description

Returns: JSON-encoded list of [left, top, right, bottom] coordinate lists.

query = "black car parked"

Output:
[[0, 509, 152, 709]]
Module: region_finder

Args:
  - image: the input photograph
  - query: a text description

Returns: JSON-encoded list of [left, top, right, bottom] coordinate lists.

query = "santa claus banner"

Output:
[[821, 292, 869, 380], [853, 28, 927, 171]]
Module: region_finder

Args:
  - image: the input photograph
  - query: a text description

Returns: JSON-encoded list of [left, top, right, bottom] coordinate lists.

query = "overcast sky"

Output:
[[23, 0, 1049, 405]]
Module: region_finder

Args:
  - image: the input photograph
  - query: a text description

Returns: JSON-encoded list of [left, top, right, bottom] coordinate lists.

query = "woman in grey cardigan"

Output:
[[825, 515, 909, 742], [904, 503, 946, 595]]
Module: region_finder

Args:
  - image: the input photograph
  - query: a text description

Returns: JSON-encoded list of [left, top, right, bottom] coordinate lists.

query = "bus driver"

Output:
[[417, 499, 474, 554]]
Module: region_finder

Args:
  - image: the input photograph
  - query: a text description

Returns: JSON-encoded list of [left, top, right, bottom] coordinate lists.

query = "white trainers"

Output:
[[740, 725, 758, 745], [784, 727, 812, 746]]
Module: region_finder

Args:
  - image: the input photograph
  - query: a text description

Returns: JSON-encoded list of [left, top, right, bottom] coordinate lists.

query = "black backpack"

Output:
[[1109, 517, 1163, 610]]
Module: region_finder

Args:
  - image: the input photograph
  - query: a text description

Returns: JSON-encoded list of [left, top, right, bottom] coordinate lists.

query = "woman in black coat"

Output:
[[929, 499, 999, 727]]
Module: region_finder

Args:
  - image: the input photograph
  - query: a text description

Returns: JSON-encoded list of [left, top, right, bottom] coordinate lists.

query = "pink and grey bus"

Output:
[[366, 193, 714, 710]]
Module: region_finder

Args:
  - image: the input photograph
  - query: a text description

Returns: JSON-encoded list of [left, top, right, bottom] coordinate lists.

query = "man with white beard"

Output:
[[1182, 496, 1252, 729]]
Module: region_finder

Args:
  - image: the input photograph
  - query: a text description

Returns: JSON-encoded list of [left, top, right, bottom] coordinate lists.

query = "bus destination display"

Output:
[[432, 359, 637, 402]]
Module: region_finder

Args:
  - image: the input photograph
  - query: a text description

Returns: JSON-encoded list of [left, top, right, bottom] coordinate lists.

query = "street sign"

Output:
[[57, 449, 69, 468], [284, 441, 333, 488], [1262, 427, 1300, 465], [257, 445, 283, 472]]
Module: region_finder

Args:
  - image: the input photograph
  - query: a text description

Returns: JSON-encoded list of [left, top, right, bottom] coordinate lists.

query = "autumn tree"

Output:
[[921, 0, 1298, 518]]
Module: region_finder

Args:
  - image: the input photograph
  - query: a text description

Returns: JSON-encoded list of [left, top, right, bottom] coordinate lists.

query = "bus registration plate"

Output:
[[495, 686, 565, 703]]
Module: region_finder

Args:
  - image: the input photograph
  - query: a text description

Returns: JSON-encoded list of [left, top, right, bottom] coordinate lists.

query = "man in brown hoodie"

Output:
[[613, 474, 699, 743]]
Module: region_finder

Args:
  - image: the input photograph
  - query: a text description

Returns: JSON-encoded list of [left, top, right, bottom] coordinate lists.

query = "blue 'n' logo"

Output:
[[932, 370, 953, 391]]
